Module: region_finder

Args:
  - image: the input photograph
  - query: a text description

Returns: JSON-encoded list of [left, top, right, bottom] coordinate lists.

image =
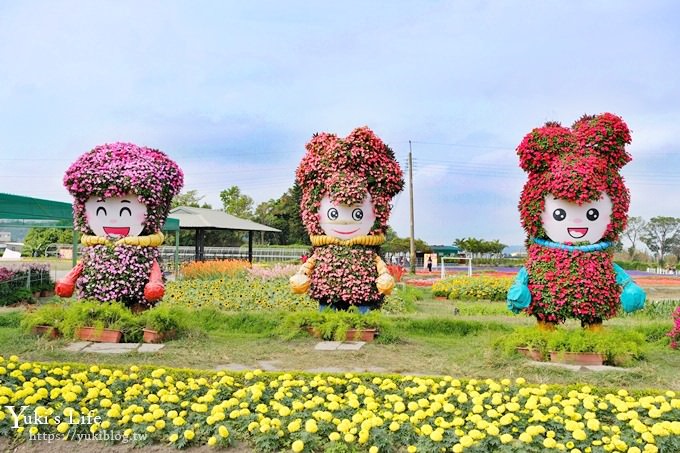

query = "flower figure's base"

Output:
[[537, 320, 557, 331]]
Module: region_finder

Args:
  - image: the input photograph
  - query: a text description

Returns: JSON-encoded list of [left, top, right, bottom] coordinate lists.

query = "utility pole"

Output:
[[408, 141, 416, 274]]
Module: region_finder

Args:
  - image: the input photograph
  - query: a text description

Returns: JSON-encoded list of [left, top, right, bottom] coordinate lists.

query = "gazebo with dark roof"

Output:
[[169, 206, 281, 262]]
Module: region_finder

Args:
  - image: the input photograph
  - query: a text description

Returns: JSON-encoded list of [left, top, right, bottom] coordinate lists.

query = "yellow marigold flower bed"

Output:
[[180, 259, 251, 280], [0, 355, 679, 451], [432, 275, 513, 301]]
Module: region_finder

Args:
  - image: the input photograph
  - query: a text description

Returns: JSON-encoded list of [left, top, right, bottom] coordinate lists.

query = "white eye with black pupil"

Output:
[[586, 208, 599, 221], [327, 208, 339, 221], [552, 209, 566, 221], [352, 208, 363, 221]]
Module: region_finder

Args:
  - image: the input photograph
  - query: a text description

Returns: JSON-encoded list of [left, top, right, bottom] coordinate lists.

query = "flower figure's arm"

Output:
[[506, 267, 531, 314], [144, 260, 165, 302], [375, 255, 395, 295], [613, 263, 646, 313], [290, 254, 317, 294], [55, 262, 84, 297]]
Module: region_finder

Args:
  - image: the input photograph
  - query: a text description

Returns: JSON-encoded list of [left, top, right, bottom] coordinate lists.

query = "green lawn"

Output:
[[1, 293, 678, 392]]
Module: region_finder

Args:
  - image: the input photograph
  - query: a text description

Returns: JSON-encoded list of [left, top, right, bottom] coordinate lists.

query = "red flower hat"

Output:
[[517, 113, 632, 241], [296, 126, 404, 236]]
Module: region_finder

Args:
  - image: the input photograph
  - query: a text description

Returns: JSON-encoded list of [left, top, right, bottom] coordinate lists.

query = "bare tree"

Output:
[[623, 216, 646, 259]]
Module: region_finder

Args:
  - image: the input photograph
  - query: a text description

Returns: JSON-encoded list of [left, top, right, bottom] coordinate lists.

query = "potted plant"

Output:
[[283, 309, 383, 342], [547, 329, 605, 366], [61, 300, 135, 343], [20, 303, 66, 339], [500, 326, 550, 361], [141, 306, 187, 343]]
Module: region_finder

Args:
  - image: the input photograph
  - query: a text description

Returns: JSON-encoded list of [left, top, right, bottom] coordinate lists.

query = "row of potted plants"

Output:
[[280, 308, 393, 342], [497, 326, 648, 366], [20, 300, 189, 343]]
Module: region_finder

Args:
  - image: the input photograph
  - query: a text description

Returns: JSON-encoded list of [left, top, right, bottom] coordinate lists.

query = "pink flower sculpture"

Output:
[[290, 127, 404, 310]]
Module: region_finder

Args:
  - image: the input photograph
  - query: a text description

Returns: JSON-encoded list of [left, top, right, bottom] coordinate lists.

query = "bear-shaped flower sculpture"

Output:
[[290, 127, 404, 311], [507, 113, 645, 326], [55, 142, 183, 309]]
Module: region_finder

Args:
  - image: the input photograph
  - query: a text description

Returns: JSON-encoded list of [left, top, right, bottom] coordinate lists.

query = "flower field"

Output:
[[1, 355, 679, 452], [432, 275, 513, 301]]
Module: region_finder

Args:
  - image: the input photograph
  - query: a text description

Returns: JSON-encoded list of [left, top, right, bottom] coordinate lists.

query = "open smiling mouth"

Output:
[[332, 228, 360, 236], [567, 227, 588, 239], [103, 227, 130, 237]]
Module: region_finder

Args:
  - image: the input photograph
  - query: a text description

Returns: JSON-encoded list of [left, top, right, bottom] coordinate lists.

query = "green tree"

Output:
[[22, 228, 73, 257], [623, 216, 646, 259], [640, 216, 680, 265], [220, 186, 254, 219], [454, 237, 507, 256], [382, 227, 431, 254], [253, 184, 307, 245], [171, 190, 212, 209]]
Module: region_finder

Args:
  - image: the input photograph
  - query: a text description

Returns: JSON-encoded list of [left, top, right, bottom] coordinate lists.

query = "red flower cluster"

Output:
[[525, 244, 620, 324], [296, 127, 404, 235], [517, 113, 631, 241], [668, 306, 680, 349]]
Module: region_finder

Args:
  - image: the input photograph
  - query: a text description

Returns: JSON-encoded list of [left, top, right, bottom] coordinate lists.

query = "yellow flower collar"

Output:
[[310, 234, 385, 247], [81, 232, 165, 247]]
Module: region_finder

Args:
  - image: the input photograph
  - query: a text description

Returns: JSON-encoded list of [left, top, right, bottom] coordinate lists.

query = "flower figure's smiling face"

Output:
[[84, 195, 147, 238], [541, 193, 613, 243], [319, 194, 376, 240]]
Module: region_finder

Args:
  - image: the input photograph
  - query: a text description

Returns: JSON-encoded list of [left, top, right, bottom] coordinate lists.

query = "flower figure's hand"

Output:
[[55, 280, 75, 298], [621, 281, 645, 313], [507, 267, 531, 314], [613, 263, 646, 313], [376, 273, 395, 295], [55, 262, 84, 298], [144, 259, 164, 302], [144, 282, 164, 301], [290, 273, 311, 294]]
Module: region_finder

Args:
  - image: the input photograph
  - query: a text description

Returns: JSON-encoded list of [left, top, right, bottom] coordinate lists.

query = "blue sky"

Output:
[[1, 1, 679, 246]]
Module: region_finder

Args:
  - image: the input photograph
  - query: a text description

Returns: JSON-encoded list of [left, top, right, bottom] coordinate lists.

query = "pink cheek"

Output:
[[136, 213, 146, 222]]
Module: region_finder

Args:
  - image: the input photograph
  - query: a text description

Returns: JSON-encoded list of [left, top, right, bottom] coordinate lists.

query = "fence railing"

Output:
[[158, 246, 309, 264]]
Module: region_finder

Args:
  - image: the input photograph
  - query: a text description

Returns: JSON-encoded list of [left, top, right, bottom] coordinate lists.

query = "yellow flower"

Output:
[[407, 446, 417, 453], [430, 430, 443, 442], [460, 435, 474, 447], [218, 425, 229, 438], [305, 419, 318, 433], [369, 447, 379, 453], [168, 433, 179, 443], [184, 429, 195, 440], [291, 440, 304, 452], [544, 438, 557, 448], [57, 422, 69, 434], [573, 429, 587, 441], [207, 436, 217, 446], [329, 432, 341, 441]]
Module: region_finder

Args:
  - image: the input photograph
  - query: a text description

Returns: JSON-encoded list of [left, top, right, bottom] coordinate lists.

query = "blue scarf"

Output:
[[532, 237, 612, 253]]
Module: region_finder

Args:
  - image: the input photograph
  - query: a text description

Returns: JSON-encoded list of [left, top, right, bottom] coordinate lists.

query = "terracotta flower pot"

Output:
[[75, 326, 122, 343], [345, 328, 378, 342], [142, 328, 177, 343], [549, 351, 604, 366], [31, 325, 60, 339], [516, 347, 543, 361], [537, 320, 557, 331], [435, 296, 448, 301]]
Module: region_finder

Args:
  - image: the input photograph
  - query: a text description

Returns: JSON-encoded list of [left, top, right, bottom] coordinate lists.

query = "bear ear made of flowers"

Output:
[[506, 113, 645, 325], [55, 142, 184, 309], [289, 127, 405, 311]]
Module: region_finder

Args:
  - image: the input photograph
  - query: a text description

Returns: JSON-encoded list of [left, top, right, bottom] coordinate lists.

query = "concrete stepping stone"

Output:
[[82, 343, 138, 354], [215, 363, 250, 371], [305, 367, 346, 373], [64, 341, 92, 352], [314, 341, 343, 351], [337, 341, 365, 351], [256, 360, 280, 371], [138, 343, 165, 353], [529, 361, 632, 372]]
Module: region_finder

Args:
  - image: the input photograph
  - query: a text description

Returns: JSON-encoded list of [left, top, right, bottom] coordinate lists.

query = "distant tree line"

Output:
[[453, 237, 506, 256]]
